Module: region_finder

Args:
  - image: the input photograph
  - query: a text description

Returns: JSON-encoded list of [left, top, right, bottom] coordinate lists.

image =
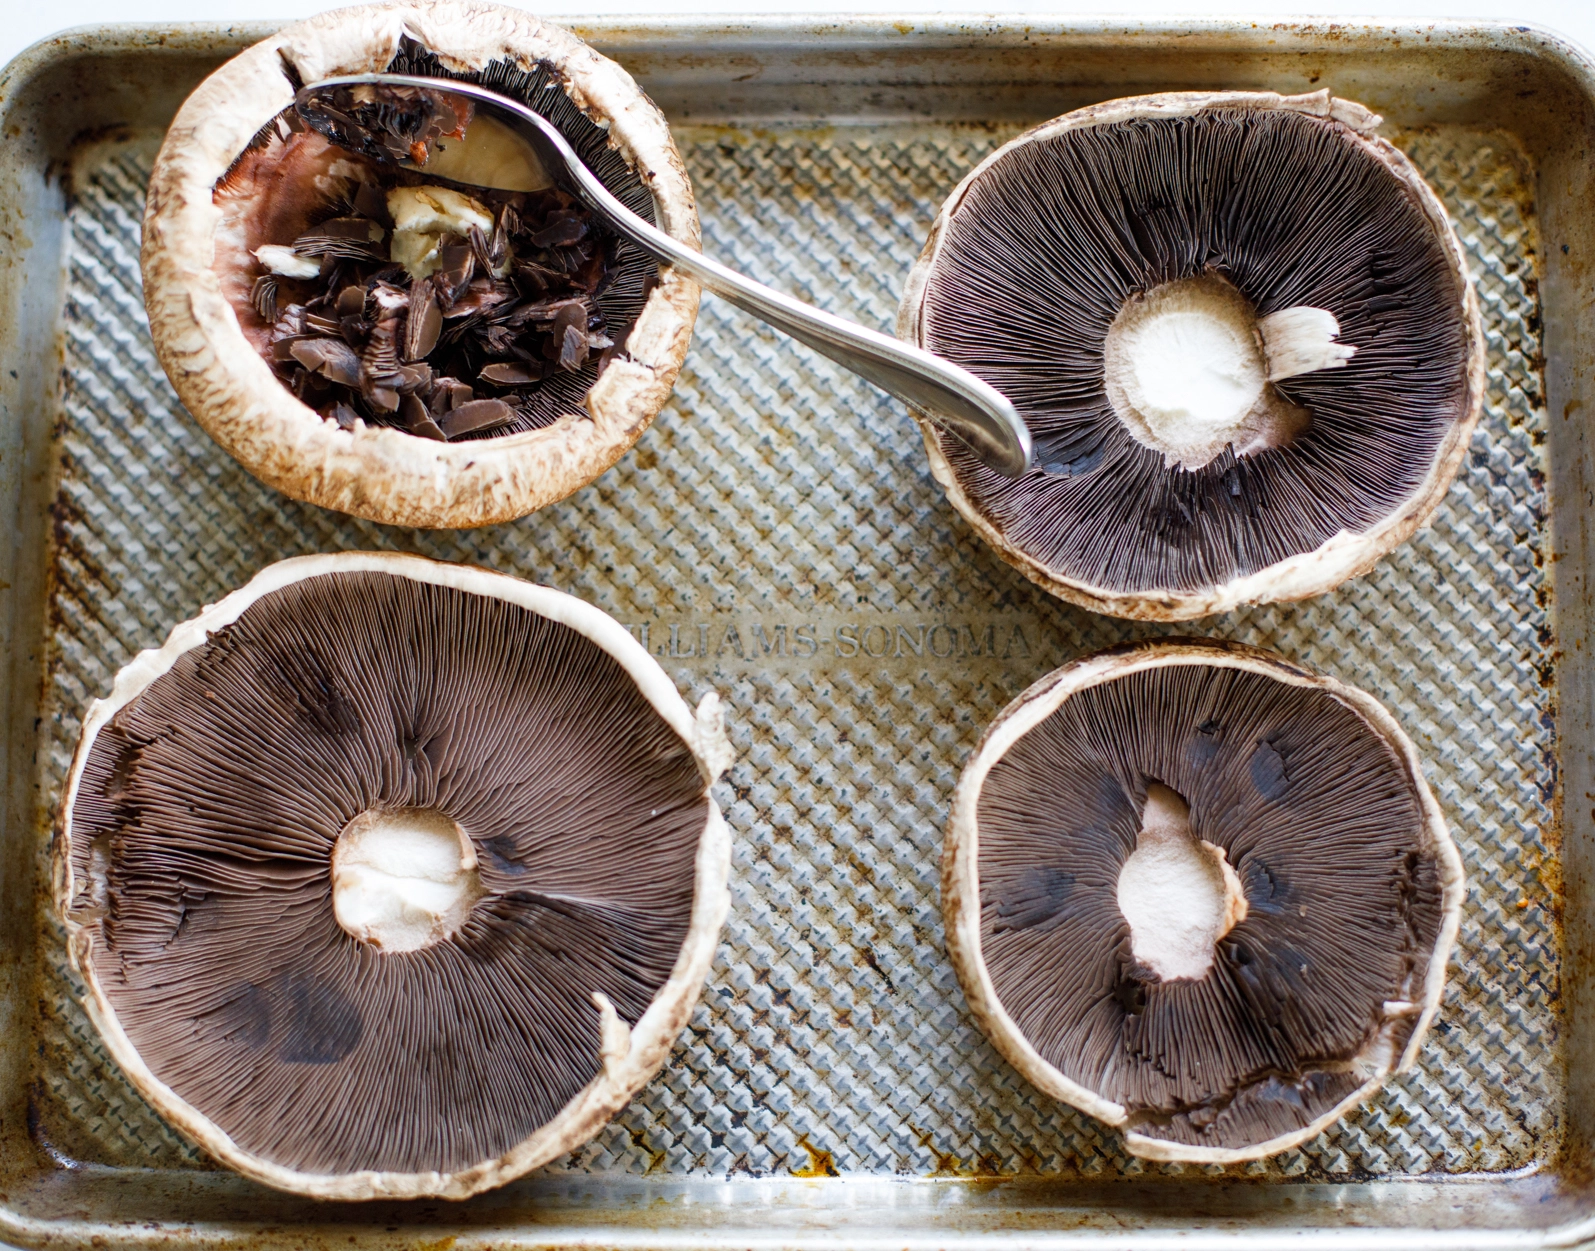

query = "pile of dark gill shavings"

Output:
[[925, 109, 1473, 594], [250, 44, 659, 442], [976, 662, 1443, 1150], [68, 572, 709, 1176]]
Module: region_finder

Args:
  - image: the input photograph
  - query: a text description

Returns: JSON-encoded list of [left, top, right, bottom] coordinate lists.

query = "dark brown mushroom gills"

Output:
[[212, 36, 660, 442], [919, 106, 1474, 595], [66, 570, 708, 1175], [977, 660, 1445, 1152]]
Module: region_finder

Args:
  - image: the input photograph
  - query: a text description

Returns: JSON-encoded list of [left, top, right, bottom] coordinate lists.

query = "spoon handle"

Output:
[[310, 74, 1034, 476], [571, 182, 1034, 476], [299, 75, 1033, 475]]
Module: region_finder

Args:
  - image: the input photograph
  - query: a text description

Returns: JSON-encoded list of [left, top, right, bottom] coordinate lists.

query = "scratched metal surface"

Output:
[[33, 118, 1555, 1182]]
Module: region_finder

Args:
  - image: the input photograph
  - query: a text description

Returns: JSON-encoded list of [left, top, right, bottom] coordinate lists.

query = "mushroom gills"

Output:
[[67, 569, 713, 1177], [973, 655, 1453, 1156], [910, 99, 1479, 607]]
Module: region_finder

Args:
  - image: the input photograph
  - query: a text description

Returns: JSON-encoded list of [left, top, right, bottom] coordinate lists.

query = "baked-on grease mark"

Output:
[[68, 571, 710, 1176], [1114, 783, 1249, 983], [977, 660, 1444, 1153], [922, 107, 1473, 596]]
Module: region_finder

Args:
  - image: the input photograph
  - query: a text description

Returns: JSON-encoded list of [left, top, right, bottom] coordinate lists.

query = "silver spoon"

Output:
[[293, 73, 1034, 476]]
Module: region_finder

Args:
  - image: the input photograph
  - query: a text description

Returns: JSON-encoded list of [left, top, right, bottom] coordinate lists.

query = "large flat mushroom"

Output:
[[944, 638, 1463, 1162], [142, 1, 701, 528], [55, 552, 733, 1199], [898, 90, 1485, 621]]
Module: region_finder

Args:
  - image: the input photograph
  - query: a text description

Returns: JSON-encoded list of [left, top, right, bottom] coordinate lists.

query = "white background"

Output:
[[3, 1, 1593, 82]]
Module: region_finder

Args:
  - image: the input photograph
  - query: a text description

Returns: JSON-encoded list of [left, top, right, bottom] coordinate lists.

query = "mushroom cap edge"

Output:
[[940, 636, 1465, 1163], [141, 0, 703, 530], [53, 550, 733, 1200]]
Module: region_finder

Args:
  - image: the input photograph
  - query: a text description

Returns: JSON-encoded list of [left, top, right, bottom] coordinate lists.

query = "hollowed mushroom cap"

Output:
[[944, 638, 1462, 1162], [142, 1, 700, 528], [898, 91, 1485, 621], [54, 552, 734, 1199]]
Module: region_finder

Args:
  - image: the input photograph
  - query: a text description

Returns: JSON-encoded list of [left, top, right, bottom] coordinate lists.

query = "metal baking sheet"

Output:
[[0, 16, 1591, 1249]]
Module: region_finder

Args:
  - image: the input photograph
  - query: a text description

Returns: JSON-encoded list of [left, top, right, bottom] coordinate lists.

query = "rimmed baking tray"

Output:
[[0, 14, 1589, 1248]]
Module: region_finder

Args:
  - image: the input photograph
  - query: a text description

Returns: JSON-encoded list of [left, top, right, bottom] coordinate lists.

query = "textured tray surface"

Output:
[[35, 119, 1555, 1182]]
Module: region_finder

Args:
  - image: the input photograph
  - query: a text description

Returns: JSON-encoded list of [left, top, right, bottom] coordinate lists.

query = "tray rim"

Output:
[[0, 13, 1590, 1250], [5, 12, 1595, 71]]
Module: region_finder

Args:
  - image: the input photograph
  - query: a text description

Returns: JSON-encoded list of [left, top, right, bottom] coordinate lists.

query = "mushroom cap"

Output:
[[943, 638, 1463, 1163], [54, 552, 733, 1199], [141, 1, 701, 529], [898, 90, 1485, 621]]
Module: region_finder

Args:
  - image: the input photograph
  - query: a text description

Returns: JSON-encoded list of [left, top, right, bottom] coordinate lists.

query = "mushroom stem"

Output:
[[331, 807, 483, 953], [1115, 782, 1248, 982], [1258, 306, 1357, 381], [1102, 274, 1318, 470], [387, 186, 495, 282]]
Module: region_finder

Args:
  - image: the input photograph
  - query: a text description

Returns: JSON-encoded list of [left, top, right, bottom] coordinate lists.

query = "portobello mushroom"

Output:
[[55, 552, 734, 1199], [142, 1, 701, 528], [898, 90, 1485, 620], [944, 638, 1463, 1162]]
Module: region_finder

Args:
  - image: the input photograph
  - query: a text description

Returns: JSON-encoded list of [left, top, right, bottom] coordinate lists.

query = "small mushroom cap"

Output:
[[898, 91, 1486, 621], [943, 638, 1463, 1163], [142, 1, 702, 529], [55, 552, 733, 1200]]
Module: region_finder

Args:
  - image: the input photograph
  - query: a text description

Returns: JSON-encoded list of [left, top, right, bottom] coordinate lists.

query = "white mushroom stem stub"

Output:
[[1258, 305, 1358, 381], [332, 807, 484, 952], [1101, 273, 1354, 470], [387, 185, 497, 282], [1115, 782, 1249, 982]]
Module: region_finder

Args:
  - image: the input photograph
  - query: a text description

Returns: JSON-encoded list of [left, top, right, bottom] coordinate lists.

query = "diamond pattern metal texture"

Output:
[[32, 119, 1556, 1181]]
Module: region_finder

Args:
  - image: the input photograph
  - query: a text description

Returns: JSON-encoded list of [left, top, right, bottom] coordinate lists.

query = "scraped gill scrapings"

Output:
[[976, 661, 1443, 1151], [923, 108, 1473, 594], [67, 572, 708, 1176], [214, 49, 658, 442]]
